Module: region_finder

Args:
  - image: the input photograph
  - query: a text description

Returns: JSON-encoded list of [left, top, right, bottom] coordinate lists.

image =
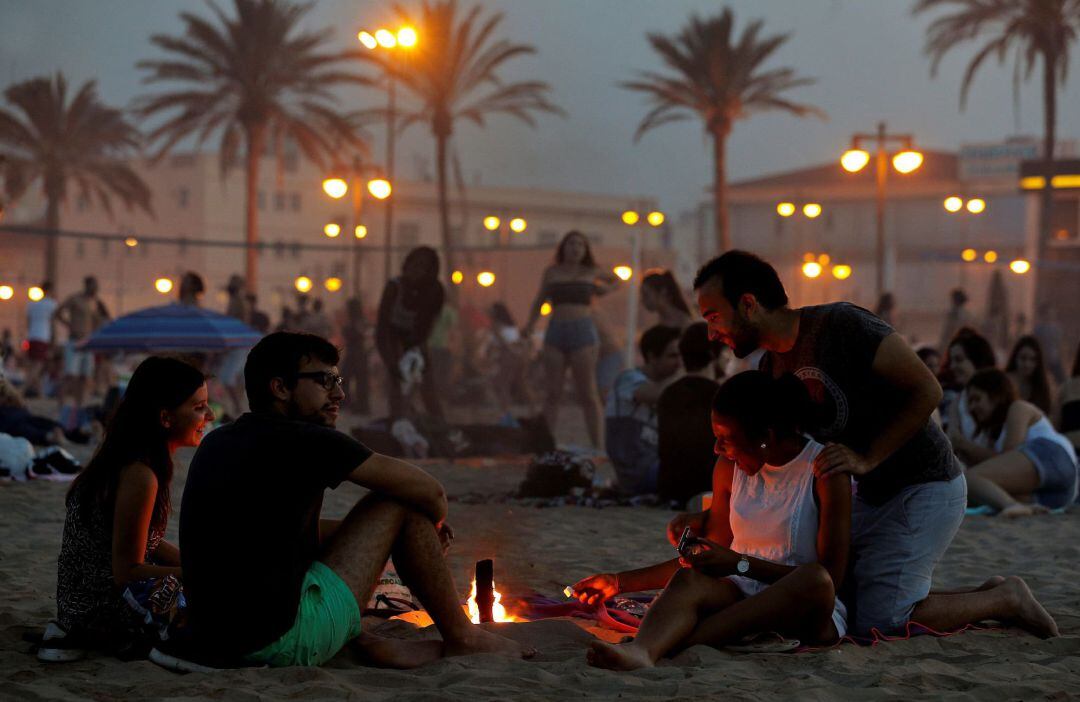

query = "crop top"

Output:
[[546, 280, 597, 306]]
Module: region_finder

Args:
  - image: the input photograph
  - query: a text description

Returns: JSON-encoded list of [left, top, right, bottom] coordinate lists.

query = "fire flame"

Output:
[[466, 577, 521, 623]]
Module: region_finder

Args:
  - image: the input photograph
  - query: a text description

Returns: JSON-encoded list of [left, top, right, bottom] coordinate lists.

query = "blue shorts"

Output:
[[544, 318, 599, 354], [846, 474, 966, 637], [1019, 438, 1079, 508]]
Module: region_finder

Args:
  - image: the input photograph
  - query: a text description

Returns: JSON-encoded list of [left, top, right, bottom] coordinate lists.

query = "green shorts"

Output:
[[245, 561, 362, 667]]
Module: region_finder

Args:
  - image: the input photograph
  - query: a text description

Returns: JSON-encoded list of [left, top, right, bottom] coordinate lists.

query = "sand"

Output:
[[3, 440, 1080, 700]]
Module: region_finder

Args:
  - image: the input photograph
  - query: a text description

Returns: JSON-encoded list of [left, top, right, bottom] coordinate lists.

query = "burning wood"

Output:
[[466, 559, 521, 623]]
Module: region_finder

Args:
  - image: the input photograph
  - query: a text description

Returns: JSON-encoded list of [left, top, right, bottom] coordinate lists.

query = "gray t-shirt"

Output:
[[760, 303, 959, 506]]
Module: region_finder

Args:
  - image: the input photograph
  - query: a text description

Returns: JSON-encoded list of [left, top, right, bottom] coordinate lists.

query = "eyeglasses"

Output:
[[294, 371, 345, 392]]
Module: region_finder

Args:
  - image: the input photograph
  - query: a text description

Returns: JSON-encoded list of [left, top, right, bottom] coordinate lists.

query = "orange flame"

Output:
[[466, 577, 521, 623]]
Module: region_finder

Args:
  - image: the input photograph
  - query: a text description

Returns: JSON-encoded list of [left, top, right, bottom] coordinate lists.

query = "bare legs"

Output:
[[588, 564, 838, 671], [965, 453, 1045, 517], [540, 346, 566, 434], [912, 576, 1058, 637], [567, 345, 602, 449], [320, 493, 530, 667]]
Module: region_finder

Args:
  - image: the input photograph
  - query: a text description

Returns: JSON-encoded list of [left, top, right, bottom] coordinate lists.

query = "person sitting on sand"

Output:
[[574, 371, 851, 669], [174, 332, 529, 668], [681, 251, 1058, 640], [41, 357, 213, 661], [963, 368, 1078, 517]]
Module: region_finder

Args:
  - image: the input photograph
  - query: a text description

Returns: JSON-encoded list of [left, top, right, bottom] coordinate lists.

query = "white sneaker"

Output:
[[37, 621, 87, 662], [149, 647, 220, 674]]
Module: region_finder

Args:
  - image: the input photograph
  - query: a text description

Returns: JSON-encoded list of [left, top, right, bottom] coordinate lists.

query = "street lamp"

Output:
[[984, 250, 998, 263], [295, 276, 313, 293], [832, 264, 852, 280], [1010, 259, 1031, 274], [776, 202, 796, 217], [325, 277, 343, 292], [966, 198, 986, 214], [451, 270, 464, 285], [477, 271, 496, 287], [358, 25, 417, 288], [509, 217, 527, 233], [0, 285, 14, 300], [802, 261, 823, 278], [961, 248, 978, 262], [621, 205, 665, 360], [125, 237, 138, 248], [483, 216, 500, 231], [840, 121, 923, 297], [367, 179, 392, 200], [155, 277, 174, 294], [802, 203, 822, 218], [944, 196, 963, 213], [321, 163, 390, 296], [323, 223, 342, 238], [28, 286, 44, 301]]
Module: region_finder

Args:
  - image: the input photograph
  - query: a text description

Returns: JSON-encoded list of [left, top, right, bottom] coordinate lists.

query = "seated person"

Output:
[[575, 371, 851, 670], [42, 357, 213, 661], [657, 323, 720, 506], [0, 376, 73, 446], [964, 368, 1078, 517], [604, 325, 683, 495], [176, 332, 528, 668], [941, 329, 996, 459]]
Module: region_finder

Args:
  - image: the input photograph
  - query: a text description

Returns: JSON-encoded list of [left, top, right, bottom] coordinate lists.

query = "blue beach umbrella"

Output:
[[80, 304, 262, 352]]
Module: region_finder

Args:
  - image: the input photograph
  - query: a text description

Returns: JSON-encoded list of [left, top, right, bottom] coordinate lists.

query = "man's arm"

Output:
[[347, 453, 448, 525], [632, 372, 684, 405]]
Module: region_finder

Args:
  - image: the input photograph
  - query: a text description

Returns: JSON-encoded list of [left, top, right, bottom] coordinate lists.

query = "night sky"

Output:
[[3, 0, 1077, 216]]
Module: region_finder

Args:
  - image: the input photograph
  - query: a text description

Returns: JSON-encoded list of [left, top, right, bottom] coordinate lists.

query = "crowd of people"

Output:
[[3, 237, 1077, 673]]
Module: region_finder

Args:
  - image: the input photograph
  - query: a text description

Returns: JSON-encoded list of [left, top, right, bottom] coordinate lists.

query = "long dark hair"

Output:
[[68, 357, 206, 532], [555, 230, 596, 268], [1005, 335, 1052, 413], [940, 327, 996, 387], [968, 368, 1018, 442], [711, 371, 811, 443], [643, 269, 692, 316]]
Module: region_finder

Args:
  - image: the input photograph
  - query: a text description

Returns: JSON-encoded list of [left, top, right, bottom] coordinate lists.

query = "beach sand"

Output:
[[3, 432, 1080, 700]]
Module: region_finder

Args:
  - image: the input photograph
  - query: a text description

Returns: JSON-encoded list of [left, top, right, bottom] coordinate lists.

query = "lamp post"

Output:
[[482, 213, 527, 286], [358, 26, 417, 284], [840, 122, 923, 298], [620, 207, 664, 362], [322, 158, 391, 297]]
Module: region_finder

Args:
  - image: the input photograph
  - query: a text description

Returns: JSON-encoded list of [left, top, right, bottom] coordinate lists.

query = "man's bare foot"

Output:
[[1002, 576, 1059, 638], [586, 641, 654, 671], [444, 626, 536, 659], [351, 633, 445, 669]]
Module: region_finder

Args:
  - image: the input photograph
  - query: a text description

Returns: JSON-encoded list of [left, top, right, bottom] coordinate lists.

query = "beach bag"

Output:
[[518, 451, 595, 497]]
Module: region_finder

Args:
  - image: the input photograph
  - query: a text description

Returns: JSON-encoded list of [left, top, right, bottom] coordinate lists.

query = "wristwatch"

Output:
[[735, 554, 750, 575]]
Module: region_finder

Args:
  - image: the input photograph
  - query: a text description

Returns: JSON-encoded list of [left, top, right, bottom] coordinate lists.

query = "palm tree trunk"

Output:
[[1034, 50, 1057, 308], [243, 123, 266, 294], [712, 126, 732, 253], [434, 116, 455, 284], [44, 174, 62, 285]]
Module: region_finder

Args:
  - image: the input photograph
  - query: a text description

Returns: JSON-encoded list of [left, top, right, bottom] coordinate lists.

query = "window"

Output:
[[178, 187, 190, 209], [258, 190, 267, 210], [290, 193, 301, 211], [100, 240, 109, 257], [178, 235, 188, 256], [274, 192, 286, 211], [398, 222, 420, 245], [274, 240, 286, 258], [77, 241, 85, 259], [291, 243, 301, 258]]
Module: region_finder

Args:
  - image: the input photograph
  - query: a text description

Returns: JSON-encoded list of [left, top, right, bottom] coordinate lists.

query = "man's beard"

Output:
[[285, 399, 333, 426]]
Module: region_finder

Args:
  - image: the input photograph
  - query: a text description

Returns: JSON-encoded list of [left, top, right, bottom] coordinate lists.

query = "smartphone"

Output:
[[676, 526, 693, 556]]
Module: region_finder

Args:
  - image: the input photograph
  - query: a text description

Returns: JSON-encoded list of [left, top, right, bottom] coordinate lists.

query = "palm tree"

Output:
[[361, 0, 562, 274], [0, 74, 151, 284], [136, 0, 369, 292], [914, 0, 1080, 293], [624, 9, 823, 252]]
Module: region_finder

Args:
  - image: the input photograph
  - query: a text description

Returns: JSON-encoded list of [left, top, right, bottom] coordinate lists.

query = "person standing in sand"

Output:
[[54, 276, 109, 429], [680, 251, 1057, 639], [173, 332, 530, 669]]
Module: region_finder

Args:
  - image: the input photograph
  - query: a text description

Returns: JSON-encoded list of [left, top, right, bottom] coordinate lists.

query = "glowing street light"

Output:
[[803, 252, 816, 263], [966, 198, 986, 214], [841, 149, 871, 173], [613, 265, 633, 281], [802, 261, 823, 278], [483, 216, 500, 231], [891, 150, 924, 174], [803, 203, 822, 218], [0, 285, 13, 300], [367, 178, 392, 200], [646, 211, 665, 227], [983, 250, 998, 263], [961, 248, 978, 262], [944, 196, 963, 213], [355, 225, 367, 239], [155, 278, 173, 294], [375, 29, 397, 48], [832, 264, 852, 280], [397, 27, 417, 48], [1010, 259, 1031, 274], [817, 253, 831, 266], [358, 31, 378, 49], [451, 270, 464, 285], [509, 217, 527, 233], [323, 178, 348, 199], [324, 223, 341, 238], [125, 237, 138, 248], [621, 210, 640, 226], [540, 302, 552, 316], [295, 276, 313, 293], [777, 202, 796, 217], [28, 286, 44, 301], [477, 271, 496, 287], [324, 277, 343, 292]]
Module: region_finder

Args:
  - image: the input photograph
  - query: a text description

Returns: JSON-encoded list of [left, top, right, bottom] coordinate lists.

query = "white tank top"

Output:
[[994, 414, 1078, 464]]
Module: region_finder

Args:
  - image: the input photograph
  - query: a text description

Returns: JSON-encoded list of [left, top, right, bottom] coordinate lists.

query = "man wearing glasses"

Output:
[[171, 332, 529, 669]]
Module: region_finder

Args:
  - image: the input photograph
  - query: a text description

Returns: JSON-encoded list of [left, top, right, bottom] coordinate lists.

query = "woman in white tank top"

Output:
[[964, 369, 1078, 516], [575, 372, 852, 671]]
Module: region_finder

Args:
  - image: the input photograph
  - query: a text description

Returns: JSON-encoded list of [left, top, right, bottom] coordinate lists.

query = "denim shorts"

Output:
[[846, 474, 966, 637], [544, 317, 599, 354], [1020, 438, 1079, 508]]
